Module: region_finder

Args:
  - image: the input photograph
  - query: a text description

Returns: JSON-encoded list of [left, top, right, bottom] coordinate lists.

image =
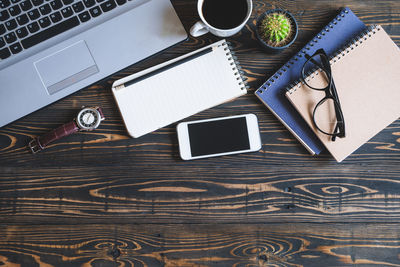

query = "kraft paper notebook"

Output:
[[285, 25, 400, 162], [112, 40, 248, 138], [255, 8, 366, 155]]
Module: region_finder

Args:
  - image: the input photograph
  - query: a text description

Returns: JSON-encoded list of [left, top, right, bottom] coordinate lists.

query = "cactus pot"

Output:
[[256, 9, 298, 53]]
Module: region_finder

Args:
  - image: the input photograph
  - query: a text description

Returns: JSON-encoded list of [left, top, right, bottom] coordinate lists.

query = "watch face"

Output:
[[77, 108, 101, 130]]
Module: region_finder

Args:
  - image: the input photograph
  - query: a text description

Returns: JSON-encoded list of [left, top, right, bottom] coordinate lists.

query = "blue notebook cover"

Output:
[[255, 8, 366, 155]]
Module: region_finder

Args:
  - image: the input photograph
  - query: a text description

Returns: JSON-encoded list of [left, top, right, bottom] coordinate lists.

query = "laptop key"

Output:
[[0, 10, 10, 22], [0, 37, 5, 47], [38, 16, 50, 27], [4, 32, 16, 43], [8, 5, 22, 16], [11, 0, 21, 3], [100, 0, 115, 12], [61, 6, 73, 18], [50, 0, 61, 10], [5, 18, 17, 31], [19, 0, 32, 11], [115, 0, 126, 5], [89, 6, 101, 17], [0, 24, 5, 34], [27, 8, 40, 20], [72, 1, 83, 12], [16, 13, 29, 25], [39, 3, 51, 15], [31, 0, 43, 6], [27, 21, 39, 33], [0, 0, 11, 8], [9, 42, 22, 54], [78, 10, 90, 22], [83, 0, 94, 8], [0, 47, 11, 59], [62, 0, 72, 5], [49, 10, 61, 22], [21, 16, 79, 49], [15, 26, 28, 37]]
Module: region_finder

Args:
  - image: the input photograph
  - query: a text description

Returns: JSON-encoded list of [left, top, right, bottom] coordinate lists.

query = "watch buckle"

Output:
[[29, 139, 41, 154]]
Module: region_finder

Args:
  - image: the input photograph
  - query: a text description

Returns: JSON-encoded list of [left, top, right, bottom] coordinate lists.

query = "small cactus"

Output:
[[261, 12, 292, 46]]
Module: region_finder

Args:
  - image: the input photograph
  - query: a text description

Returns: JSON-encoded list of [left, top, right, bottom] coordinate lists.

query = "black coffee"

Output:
[[202, 0, 248, 30]]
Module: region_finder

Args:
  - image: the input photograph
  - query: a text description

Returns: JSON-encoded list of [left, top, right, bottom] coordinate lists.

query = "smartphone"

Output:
[[177, 114, 262, 160]]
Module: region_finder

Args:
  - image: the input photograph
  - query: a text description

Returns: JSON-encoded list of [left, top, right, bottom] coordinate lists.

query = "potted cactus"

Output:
[[256, 9, 298, 53]]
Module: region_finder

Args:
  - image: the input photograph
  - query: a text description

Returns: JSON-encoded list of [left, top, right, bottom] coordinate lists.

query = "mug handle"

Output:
[[190, 21, 209, 37]]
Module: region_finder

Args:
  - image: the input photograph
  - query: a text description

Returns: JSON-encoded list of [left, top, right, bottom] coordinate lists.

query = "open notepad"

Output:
[[112, 40, 248, 138], [286, 26, 400, 162]]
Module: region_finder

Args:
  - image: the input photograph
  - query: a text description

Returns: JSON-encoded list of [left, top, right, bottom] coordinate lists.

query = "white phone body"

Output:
[[177, 114, 262, 160]]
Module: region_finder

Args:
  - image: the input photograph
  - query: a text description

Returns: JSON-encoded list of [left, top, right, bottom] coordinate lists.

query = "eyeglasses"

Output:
[[301, 48, 345, 141]]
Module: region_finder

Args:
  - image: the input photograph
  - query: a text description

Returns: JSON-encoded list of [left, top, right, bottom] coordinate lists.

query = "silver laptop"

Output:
[[0, 0, 187, 127]]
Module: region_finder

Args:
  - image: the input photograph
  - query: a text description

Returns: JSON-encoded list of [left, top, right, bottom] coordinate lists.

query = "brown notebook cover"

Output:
[[285, 25, 400, 162]]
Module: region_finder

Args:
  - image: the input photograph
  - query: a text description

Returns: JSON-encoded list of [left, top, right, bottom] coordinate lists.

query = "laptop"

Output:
[[0, 0, 187, 127]]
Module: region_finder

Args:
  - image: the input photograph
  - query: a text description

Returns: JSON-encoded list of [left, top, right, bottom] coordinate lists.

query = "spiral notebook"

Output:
[[111, 40, 248, 138], [255, 8, 366, 155], [285, 25, 400, 162]]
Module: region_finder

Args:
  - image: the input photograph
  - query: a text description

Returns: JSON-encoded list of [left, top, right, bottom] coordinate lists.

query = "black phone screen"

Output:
[[188, 117, 250, 157]]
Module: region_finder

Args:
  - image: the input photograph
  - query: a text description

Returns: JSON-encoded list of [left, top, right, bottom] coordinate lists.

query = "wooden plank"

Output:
[[2, 164, 400, 223], [1, 223, 400, 266]]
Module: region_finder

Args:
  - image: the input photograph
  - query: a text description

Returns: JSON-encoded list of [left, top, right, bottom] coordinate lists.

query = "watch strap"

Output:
[[29, 120, 79, 153], [97, 107, 105, 119]]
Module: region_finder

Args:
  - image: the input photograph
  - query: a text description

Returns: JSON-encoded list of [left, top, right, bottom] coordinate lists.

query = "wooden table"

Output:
[[1, 0, 400, 266]]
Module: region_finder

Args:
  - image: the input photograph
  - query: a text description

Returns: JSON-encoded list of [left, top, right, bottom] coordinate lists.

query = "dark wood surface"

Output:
[[1, 0, 400, 266]]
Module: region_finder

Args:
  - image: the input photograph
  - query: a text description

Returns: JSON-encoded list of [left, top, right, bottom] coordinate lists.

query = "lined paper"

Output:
[[112, 40, 247, 138]]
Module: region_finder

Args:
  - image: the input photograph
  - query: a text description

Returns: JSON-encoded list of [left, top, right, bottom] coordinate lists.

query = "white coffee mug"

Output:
[[190, 0, 253, 37]]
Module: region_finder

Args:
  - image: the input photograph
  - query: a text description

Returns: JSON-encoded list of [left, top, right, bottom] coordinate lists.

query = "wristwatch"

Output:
[[29, 107, 105, 154]]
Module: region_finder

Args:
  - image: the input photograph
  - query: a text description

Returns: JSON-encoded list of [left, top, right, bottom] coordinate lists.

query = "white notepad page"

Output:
[[112, 40, 247, 138]]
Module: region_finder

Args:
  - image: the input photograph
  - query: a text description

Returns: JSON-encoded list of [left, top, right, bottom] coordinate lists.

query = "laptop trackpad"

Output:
[[35, 40, 99, 95]]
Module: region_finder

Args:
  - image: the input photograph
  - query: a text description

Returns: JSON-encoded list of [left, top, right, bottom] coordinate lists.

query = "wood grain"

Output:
[[2, 163, 400, 224], [2, 224, 400, 267], [1, 0, 400, 265]]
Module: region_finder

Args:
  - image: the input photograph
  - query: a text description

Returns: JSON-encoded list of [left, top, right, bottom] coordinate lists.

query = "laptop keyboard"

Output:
[[0, 0, 128, 60]]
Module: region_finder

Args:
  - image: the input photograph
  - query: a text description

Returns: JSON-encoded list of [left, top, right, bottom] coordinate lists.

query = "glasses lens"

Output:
[[314, 97, 340, 135], [303, 54, 330, 90]]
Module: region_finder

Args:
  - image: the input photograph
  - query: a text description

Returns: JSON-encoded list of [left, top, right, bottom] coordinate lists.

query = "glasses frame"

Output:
[[301, 48, 345, 141]]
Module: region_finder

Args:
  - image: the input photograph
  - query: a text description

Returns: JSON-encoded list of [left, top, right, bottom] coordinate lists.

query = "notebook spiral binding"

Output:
[[286, 25, 380, 94], [222, 41, 249, 92], [258, 8, 355, 94]]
